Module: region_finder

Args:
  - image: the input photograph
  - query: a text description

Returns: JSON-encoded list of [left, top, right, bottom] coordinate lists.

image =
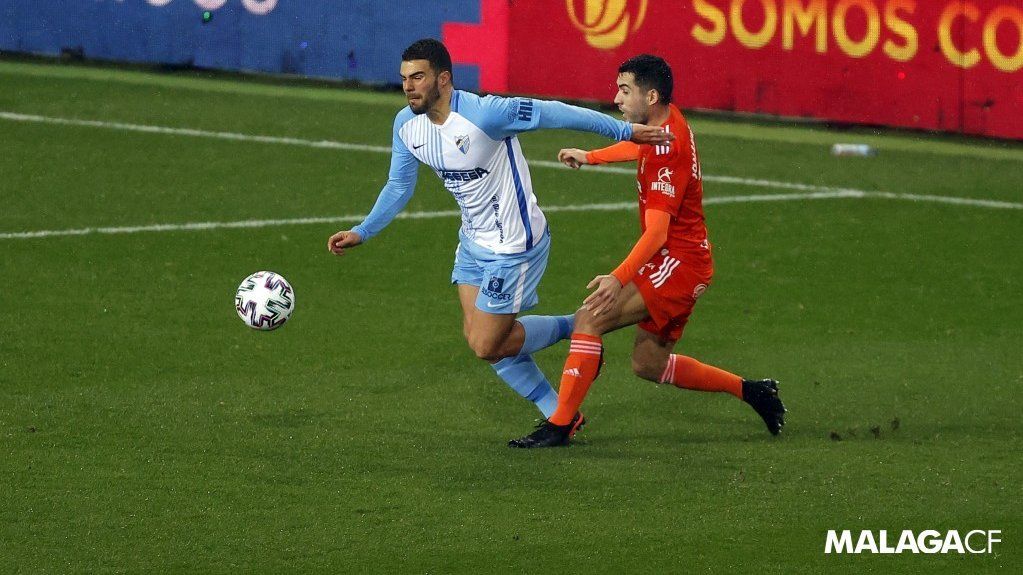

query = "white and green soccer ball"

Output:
[[235, 271, 294, 330]]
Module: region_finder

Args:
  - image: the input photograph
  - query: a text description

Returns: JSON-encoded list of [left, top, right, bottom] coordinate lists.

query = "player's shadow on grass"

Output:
[[565, 415, 778, 451], [577, 430, 769, 449]]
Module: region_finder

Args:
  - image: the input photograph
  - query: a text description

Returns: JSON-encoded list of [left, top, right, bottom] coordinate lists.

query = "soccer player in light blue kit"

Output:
[[328, 39, 671, 428]]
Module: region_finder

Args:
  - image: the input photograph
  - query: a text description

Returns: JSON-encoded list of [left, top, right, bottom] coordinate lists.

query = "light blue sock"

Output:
[[492, 355, 559, 418], [516, 314, 574, 356]]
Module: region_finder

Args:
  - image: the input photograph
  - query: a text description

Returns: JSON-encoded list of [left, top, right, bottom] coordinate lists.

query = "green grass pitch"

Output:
[[1, 60, 1021, 573]]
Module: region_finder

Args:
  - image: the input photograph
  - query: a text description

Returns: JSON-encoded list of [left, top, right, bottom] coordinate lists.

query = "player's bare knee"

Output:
[[468, 335, 503, 362], [475, 347, 504, 362], [572, 307, 591, 325], [573, 307, 611, 336]]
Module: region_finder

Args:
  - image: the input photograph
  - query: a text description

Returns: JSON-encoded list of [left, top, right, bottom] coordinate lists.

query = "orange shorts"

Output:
[[633, 248, 713, 342]]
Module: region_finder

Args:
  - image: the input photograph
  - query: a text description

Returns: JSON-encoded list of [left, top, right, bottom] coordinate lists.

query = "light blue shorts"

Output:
[[451, 230, 551, 315]]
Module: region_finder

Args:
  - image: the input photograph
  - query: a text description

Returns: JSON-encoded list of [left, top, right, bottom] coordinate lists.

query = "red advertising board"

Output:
[[445, 0, 1023, 139]]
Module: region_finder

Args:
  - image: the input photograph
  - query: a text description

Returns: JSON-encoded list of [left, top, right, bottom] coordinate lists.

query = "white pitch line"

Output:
[[0, 111, 397, 153], [6, 110, 1022, 205], [6, 110, 1023, 203], [6, 190, 1017, 240], [0, 197, 760, 240], [0, 111, 1020, 240]]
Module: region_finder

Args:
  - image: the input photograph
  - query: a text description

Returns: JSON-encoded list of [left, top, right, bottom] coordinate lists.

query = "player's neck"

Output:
[[646, 104, 671, 127], [427, 88, 455, 125]]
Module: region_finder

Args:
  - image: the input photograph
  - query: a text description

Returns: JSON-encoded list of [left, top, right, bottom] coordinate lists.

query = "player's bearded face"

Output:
[[614, 73, 650, 124], [401, 60, 442, 115], [408, 78, 440, 114]]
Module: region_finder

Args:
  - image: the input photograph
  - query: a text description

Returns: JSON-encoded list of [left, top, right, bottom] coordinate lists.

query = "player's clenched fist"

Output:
[[327, 229, 363, 255], [558, 148, 589, 169]]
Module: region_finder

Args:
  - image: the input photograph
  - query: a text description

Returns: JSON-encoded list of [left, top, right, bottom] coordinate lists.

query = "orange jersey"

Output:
[[587, 104, 709, 254]]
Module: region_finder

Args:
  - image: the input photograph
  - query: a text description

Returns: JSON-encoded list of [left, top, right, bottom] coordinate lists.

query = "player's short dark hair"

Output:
[[402, 38, 453, 79], [618, 54, 673, 104]]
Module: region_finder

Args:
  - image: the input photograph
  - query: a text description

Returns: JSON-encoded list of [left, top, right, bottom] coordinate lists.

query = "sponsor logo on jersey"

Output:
[[441, 167, 490, 182], [516, 99, 534, 122], [490, 194, 505, 243], [482, 276, 512, 301], [650, 166, 676, 197], [482, 290, 512, 302], [455, 134, 470, 154]]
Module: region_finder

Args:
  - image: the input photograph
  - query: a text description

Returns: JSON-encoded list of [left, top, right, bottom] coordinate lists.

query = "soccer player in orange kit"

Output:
[[509, 55, 786, 448]]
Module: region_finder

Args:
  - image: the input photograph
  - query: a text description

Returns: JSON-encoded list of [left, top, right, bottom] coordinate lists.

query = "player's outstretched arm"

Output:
[[483, 96, 672, 145], [537, 99, 673, 145], [329, 175, 415, 256], [559, 141, 641, 169], [329, 112, 419, 255]]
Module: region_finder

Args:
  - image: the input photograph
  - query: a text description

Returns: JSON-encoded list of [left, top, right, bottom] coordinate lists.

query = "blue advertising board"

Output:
[[0, 0, 482, 89]]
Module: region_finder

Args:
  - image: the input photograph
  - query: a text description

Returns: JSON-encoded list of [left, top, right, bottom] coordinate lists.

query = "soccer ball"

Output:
[[235, 271, 295, 330]]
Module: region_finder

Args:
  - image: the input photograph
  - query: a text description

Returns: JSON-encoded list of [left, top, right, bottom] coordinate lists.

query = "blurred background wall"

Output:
[[0, 0, 482, 88], [2, 0, 1020, 138]]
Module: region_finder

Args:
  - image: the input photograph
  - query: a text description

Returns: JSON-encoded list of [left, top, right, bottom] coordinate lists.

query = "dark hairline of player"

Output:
[[400, 38, 453, 81], [618, 54, 674, 106]]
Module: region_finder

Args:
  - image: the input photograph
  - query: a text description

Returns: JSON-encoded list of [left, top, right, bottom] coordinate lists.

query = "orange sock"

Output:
[[660, 354, 743, 399], [549, 333, 603, 426]]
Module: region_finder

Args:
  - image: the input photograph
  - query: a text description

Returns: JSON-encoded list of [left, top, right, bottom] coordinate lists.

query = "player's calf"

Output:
[[631, 356, 667, 382]]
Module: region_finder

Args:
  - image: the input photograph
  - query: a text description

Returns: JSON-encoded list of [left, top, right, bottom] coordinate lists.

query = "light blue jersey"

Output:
[[349, 89, 603, 415], [352, 90, 633, 255]]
